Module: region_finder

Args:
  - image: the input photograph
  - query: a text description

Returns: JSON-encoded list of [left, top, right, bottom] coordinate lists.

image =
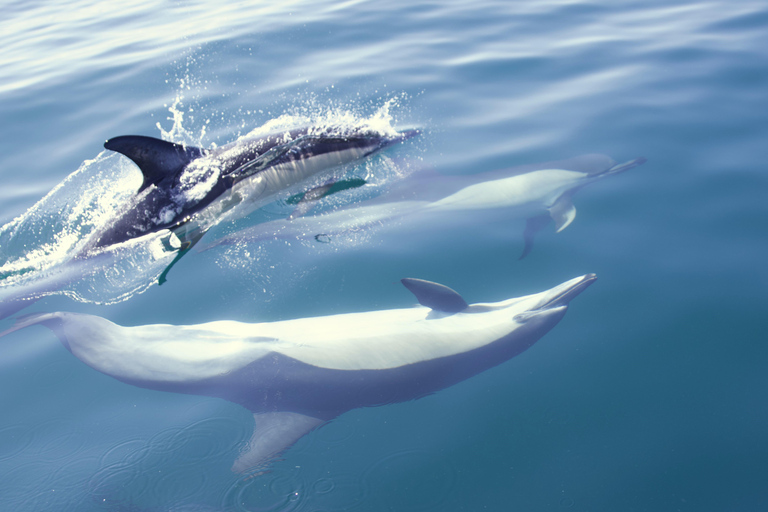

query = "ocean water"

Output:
[[1, 0, 767, 510]]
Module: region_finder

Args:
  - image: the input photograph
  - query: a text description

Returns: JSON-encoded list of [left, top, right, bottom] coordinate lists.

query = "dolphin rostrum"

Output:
[[1, 274, 596, 474], [90, 126, 419, 251], [205, 154, 644, 258]]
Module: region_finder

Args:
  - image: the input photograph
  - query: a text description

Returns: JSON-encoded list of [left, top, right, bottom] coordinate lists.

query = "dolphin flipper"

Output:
[[549, 194, 577, 233], [401, 278, 468, 313], [286, 178, 368, 220], [233, 412, 324, 474], [157, 230, 206, 285], [104, 136, 206, 192]]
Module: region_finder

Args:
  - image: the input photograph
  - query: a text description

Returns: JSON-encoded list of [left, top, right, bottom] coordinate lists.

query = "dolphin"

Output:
[[205, 154, 645, 258], [0, 127, 418, 318], [1, 273, 596, 474], [89, 126, 419, 251]]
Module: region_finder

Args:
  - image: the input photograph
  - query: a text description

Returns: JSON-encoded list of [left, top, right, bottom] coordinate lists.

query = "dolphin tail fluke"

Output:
[[232, 412, 325, 475], [520, 214, 551, 260]]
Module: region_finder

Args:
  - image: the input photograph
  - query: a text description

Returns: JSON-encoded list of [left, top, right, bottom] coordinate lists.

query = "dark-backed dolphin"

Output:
[[205, 154, 644, 258], [1, 274, 596, 474], [0, 126, 418, 318], [90, 126, 419, 251]]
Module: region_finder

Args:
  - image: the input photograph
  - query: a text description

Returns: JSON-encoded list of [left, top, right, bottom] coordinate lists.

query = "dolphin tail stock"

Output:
[[591, 156, 647, 178], [0, 312, 66, 341], [233, 412, 325, 475]]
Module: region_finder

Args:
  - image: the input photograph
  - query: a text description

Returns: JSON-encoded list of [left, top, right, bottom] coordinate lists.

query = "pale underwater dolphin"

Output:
[[1, 273, 596, 474], [205, 154, 645, 258], [89, 126, 419, 251]]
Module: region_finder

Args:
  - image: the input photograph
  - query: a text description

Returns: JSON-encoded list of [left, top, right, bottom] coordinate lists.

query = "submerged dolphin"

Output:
[[206, 154, 644, 258], [90, 127, 419, 251], [1, 274, 596, 473]]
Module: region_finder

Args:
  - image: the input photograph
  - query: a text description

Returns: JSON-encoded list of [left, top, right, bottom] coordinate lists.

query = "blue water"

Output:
[[2, 0, 767, 510]]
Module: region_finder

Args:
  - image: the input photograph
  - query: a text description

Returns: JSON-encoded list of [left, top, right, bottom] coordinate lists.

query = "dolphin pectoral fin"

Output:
[[157, 231, 206, 286], [104, 135, 206, 192], [520, 214, 551, 260], [549, 195, 577, 233], [232, 412, 325, 474], [401, 278, 468, 313], [286, 178, 368, 220]]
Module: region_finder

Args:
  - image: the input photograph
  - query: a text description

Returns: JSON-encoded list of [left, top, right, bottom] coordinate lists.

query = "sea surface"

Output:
[[1, 0, 767, 510]]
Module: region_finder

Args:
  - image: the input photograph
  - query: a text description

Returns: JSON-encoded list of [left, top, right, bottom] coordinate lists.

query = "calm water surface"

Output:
[[1, 0, 767, 510]]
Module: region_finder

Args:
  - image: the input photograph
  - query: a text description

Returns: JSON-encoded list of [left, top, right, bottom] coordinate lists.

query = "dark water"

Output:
[[1, 0, 767, 510]]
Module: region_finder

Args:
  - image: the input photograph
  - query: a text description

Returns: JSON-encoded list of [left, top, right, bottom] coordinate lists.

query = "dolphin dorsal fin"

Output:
[[104, 135, 206, 192], [401, 278, 469, 313]]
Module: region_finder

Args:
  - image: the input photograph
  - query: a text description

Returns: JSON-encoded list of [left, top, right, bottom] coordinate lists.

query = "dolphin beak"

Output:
[[513, 274, 596, 323], [379, 128, 420, 150], [397, 128, 421, 141], [539, 273, 597, 309]]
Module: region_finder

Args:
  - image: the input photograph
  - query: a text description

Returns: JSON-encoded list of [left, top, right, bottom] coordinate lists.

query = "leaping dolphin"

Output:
[[90, 126, 419, 251], [1, 274, 596, 474], [0, 126, 418, 318], [205, 154, 645, 258]]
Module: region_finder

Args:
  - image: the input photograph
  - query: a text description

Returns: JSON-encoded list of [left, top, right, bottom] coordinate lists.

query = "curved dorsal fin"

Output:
[[104, 135, 206, 192], [401, 278, 468, 313]]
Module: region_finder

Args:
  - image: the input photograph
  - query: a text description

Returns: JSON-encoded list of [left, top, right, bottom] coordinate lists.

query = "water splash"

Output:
[[0, 153, 140, 286], [156, 78, 209, 147], [0, 84, 414, 312], [243, 93, 410, 141]]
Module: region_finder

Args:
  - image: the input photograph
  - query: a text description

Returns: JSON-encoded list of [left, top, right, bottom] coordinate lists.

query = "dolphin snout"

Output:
[[379, 129, 420, 150], [512, 274, 596, 324], [541, 273, 597, 309]]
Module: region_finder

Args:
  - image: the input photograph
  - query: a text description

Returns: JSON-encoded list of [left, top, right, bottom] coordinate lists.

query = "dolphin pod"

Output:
[[0, 113, 641, 478], [0, 274, 596, 474]]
